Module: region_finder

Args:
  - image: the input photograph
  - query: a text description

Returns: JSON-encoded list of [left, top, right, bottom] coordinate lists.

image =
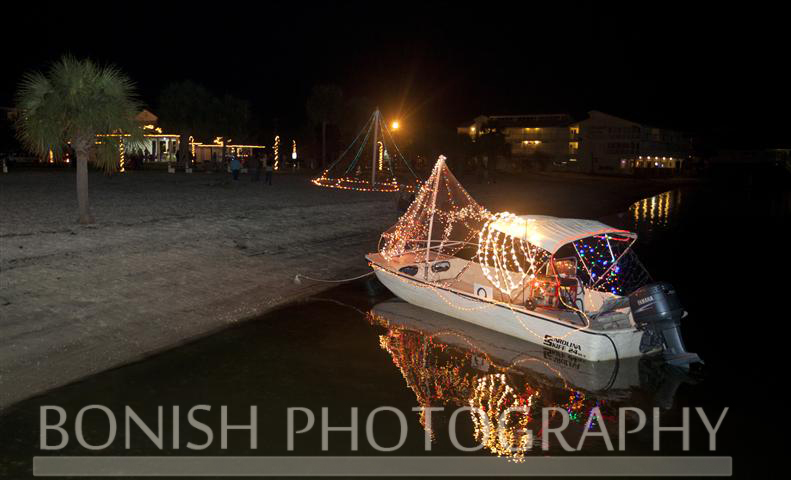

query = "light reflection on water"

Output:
[[368, 299, 692, 460], [630, 190, 677, 227]]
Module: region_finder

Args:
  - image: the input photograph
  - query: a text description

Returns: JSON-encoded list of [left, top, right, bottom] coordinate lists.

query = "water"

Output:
[[1, 181, 787, 477]]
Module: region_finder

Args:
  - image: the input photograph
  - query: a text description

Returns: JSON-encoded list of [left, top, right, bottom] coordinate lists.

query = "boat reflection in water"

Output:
[[369, 299, 695, 460]]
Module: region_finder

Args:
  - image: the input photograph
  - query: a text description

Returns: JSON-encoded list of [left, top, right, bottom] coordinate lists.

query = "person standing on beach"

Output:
[[264, 154, 274, 185], [230, 154, 241, 181], [249, 153, 261, 182]]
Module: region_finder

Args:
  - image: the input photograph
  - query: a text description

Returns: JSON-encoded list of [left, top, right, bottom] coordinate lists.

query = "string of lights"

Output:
[[374, 157, 604, 342], [273, 135, 280, 171], [118, 139, 126, 173], [312, 109, 418, 192]]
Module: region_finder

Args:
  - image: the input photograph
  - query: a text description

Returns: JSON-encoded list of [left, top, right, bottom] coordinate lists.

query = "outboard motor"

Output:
[[629, 282, 702, 368]]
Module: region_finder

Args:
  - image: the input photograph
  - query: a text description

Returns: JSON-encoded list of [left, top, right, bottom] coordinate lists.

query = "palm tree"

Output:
[[306, 85, 343, 168], [15, 56, 142, 224]]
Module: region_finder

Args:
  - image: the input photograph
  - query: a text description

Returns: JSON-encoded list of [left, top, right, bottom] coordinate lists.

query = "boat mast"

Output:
[[424, 155, 444, 279], [371, 109, 379, 186]]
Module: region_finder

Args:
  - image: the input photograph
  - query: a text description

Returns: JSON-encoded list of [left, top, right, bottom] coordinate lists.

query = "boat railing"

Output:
[[380, 239, 479, 259], [405, 239, 479, 249], [407, 240, 479, 260]]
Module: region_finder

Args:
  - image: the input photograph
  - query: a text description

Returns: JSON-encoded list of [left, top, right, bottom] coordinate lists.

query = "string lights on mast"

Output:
[[312, 109, 418, 192]]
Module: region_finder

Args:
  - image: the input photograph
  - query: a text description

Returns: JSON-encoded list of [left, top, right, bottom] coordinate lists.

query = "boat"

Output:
[[366, 156, 701, 365]]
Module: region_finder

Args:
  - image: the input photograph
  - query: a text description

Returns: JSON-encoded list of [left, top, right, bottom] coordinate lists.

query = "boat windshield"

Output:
[[554, 235, 652, 296]]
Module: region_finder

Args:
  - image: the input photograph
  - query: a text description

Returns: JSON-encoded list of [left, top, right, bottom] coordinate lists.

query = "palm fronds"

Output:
[[15, 55, 143, 172]]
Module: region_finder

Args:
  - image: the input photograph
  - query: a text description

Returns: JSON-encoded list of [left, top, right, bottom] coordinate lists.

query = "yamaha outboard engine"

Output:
[[629, 282, 702, 368]]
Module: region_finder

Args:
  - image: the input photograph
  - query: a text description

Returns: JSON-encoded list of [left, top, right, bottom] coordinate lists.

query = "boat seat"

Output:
[[589, 311, 631, 330], [590, 295, 630, 316], [586, 295, 631, 330]]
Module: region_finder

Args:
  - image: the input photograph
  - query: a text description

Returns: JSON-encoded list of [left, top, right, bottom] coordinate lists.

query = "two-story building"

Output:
[[458, 110, 691, 175], [457, 113, 583, 170]]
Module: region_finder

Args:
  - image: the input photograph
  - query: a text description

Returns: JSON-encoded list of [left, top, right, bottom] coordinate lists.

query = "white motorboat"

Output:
[[367, 156, 701, 365]]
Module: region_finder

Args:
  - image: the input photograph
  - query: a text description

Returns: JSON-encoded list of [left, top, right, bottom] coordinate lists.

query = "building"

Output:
[[4, 106, 275, 171], [457, 113, 582, 170], [133, 109, 182, 162], [191, 138, 267, 165], [458, 110, 692, 175]]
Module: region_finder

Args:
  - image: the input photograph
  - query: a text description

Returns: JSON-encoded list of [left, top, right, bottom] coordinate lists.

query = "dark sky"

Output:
[[3, 2, 788, 146]]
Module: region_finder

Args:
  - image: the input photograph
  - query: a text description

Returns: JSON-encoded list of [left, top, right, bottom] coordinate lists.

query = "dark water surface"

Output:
[[1, 180, 788, 478]]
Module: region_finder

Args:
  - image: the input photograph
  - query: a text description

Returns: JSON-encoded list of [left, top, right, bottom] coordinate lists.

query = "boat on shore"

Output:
[[366, 156, 701, 365]]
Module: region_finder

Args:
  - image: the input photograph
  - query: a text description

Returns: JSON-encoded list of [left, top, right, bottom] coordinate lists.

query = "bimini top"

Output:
[[489, 214, 636, 254]]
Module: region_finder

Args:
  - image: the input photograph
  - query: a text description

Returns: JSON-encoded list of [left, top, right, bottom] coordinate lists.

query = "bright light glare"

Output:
[[391, 121, 400, 130]]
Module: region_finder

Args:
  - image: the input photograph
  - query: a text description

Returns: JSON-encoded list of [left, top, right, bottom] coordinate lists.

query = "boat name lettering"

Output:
[[543, 335, 582, 356]]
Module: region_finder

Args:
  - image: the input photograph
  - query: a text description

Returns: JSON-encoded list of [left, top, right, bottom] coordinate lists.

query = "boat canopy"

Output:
[[489, 214, 636, 254]]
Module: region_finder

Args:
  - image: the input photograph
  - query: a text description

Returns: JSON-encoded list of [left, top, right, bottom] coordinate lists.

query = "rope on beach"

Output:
[[293, 271, 374, 285]]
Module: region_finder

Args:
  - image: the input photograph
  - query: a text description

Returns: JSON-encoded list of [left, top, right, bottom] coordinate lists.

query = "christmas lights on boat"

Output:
[[366, 156, 701, 366]]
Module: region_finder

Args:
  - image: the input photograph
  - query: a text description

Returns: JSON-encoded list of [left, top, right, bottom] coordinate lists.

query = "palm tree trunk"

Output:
[[75, 145, 95, 224]]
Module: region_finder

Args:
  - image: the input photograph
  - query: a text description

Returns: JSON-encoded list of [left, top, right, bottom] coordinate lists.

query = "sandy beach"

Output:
[[0, 167, 684, 410]]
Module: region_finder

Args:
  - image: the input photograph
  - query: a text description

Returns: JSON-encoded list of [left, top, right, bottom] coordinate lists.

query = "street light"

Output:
[[391, 120, 400, 130]]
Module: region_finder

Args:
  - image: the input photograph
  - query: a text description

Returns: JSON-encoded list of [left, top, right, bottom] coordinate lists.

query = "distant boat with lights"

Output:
[[312, 109, 419, 192], [366, 156, 701, 365]]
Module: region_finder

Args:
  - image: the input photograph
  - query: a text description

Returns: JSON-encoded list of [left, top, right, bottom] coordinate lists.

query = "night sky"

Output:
[[2, 3, 787, 146]]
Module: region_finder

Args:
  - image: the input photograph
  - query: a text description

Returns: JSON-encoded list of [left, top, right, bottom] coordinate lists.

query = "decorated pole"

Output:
[[371, 109, 379, 186], [424, 155, 445, 279]]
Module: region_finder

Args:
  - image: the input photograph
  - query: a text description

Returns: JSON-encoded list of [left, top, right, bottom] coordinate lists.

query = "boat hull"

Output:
[[373, 267, 646, 362]]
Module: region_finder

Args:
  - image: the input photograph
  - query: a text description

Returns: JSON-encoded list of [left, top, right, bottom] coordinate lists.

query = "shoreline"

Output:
[[0, 169, 689, 412]]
